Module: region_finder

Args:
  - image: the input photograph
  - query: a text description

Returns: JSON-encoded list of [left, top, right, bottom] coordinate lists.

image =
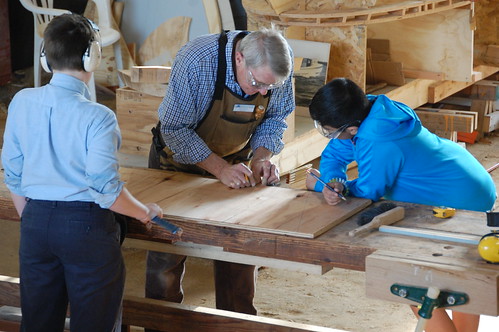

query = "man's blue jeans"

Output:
[[19, 199, 125, 332]]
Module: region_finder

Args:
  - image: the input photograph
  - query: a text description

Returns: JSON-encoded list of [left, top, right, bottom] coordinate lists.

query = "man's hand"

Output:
[[251, 159, 279, 186], [219, 163, 255, 189]]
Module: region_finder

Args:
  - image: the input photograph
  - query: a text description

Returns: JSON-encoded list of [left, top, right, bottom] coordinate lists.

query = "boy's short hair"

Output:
[[43, 13, 98, 71], [309, 78, 371, 128]]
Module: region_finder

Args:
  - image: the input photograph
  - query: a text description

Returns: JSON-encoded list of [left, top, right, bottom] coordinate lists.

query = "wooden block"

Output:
[[402, 69, 445, 81], [118, 70, 167, 98], [116, 88, 163, 156], [470, 80, 499, 100], [416, 109, 475, 133], [369, 61, 405, 86], [483, 111, 499, 133], [131, 66, 171, 83], [366, 251, 499, 316]]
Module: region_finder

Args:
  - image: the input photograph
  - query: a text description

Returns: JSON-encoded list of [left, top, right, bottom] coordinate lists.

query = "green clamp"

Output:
[[390, 284, 469, 319]]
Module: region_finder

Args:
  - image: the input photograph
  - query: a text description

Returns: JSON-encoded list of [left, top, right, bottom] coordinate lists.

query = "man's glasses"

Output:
[[247, 70, 285, 90], [314, 120, 360, 140]]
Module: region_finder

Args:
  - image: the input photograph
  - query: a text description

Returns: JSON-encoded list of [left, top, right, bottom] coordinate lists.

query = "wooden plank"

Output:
[[378, 226, 481, 245], [124, 238, 329, 274], [130, 66, 171, 84], [122, 167, 372, 239], [368, 9, 473, 83], [115, 87, 162, 156], [202, 0, 223, 33], [428, 65, 499, 103], [365, 251, 499, 316], [385, 78, 435, 109], [402, 69, 445, 81], [0, 276, 20, 307], [123, 295, 347, 332], [415, 109, 474, 133]]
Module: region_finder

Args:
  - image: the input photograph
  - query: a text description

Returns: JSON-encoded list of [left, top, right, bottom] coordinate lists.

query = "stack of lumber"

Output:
[[116, 66, 170, 156], [415, 79, 499, 142]]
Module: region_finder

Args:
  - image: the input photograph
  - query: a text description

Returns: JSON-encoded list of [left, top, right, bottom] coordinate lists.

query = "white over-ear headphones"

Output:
[[40, 17, 102, 73]]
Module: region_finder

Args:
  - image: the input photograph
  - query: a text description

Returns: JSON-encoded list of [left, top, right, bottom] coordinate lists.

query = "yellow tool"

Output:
[[478, 232, 499, 264], [432, 207, 456, 219]]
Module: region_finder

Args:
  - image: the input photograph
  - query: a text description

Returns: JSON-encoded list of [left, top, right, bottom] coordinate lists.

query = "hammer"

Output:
[[348, 206, 405, 237]]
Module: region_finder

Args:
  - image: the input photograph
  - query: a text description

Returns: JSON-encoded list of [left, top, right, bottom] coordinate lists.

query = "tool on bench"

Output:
[[348, 203, 405, 237], [432, 206, 455, 218], [306, 169, 347, 201], [152, 216, 183, 236]]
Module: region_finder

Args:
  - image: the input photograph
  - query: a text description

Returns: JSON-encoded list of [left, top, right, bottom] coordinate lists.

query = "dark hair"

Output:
[[309, 78, 371, 128], [43, 14, 94, 71]]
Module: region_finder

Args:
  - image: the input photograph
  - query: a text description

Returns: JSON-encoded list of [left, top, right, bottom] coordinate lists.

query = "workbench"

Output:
[[0, 167, 497, 331]]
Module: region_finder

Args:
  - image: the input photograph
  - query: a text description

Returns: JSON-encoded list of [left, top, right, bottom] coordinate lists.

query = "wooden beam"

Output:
[[366, 251, 499, 316], [122, 295, 347, 332], [428, 65, 499, 103], [123, 238, 330, 274]]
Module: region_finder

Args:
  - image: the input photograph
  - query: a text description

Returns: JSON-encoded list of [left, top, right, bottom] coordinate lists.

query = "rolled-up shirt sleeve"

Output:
[[2, 97, 24, 196], [85, 112, 124, 208]]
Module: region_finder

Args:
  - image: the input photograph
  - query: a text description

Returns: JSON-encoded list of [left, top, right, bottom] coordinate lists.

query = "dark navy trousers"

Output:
[[19, 199, 125, 332]]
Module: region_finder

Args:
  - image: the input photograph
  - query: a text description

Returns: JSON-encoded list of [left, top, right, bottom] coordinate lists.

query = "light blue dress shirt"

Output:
[[2, 73, 124, 208]]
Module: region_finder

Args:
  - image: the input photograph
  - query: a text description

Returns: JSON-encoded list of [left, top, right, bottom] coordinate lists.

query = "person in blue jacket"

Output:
[[306, 77, 496, 213], [306, 77, 496, 332]]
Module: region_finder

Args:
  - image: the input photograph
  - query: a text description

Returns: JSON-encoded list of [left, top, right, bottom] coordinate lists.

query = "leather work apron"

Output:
[[150, 31, 271, 175]]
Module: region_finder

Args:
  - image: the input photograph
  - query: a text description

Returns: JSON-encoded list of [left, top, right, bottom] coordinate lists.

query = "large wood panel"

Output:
[[121, 167, 372, 238], [367, 9, 473, 82]]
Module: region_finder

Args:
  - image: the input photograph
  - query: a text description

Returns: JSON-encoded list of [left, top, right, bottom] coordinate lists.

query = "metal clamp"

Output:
[[391, 284, 468, 319]]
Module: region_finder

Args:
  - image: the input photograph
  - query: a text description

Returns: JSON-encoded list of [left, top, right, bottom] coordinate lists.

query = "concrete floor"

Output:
[[0, 70, 498, 331]]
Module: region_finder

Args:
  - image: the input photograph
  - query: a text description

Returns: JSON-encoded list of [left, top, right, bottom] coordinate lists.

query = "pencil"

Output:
[[306, 169, 347, 201]]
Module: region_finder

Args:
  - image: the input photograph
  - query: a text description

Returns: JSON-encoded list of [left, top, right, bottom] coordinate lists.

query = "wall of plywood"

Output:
[[367, 9, 473, 82]]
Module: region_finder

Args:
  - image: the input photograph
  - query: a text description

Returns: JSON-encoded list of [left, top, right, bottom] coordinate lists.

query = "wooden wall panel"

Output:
[[368, 9, 473, 82]]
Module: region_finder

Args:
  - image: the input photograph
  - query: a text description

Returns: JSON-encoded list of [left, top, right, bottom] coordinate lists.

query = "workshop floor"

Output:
[[0, 70, 498, 331]]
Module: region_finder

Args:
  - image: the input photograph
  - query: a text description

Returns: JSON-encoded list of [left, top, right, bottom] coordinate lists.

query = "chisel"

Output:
[[152, 216, 183, 235]]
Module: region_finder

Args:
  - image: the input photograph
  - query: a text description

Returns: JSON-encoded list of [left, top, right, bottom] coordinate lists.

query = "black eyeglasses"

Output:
[[314, 120, 361, 140]]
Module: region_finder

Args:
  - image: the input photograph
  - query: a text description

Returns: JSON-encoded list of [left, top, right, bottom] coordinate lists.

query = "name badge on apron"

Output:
[[233, 104, 255, 113]]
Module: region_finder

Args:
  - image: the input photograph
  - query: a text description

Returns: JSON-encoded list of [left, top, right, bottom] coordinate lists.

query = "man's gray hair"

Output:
[[236, 28, 292, 81]]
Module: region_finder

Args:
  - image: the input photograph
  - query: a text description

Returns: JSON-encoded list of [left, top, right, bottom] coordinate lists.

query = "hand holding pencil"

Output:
[[306, 168, 347, 204]]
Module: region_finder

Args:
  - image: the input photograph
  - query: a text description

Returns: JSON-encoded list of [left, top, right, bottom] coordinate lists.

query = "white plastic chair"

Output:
[[18, 0, 123, 102]]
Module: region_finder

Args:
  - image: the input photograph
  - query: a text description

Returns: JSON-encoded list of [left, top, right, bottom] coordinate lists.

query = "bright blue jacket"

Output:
[[314, 95, 496, 212]]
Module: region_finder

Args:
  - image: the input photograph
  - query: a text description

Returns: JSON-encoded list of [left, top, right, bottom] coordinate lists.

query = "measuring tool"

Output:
[[432, 207, 455, 218]]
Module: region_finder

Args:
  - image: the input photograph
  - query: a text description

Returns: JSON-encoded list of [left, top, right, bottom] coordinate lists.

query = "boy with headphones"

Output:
[[1, 13, 163, 331]]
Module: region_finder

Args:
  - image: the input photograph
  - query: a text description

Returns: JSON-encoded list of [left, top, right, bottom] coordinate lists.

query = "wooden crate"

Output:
[[116, 87, 163, 156]]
